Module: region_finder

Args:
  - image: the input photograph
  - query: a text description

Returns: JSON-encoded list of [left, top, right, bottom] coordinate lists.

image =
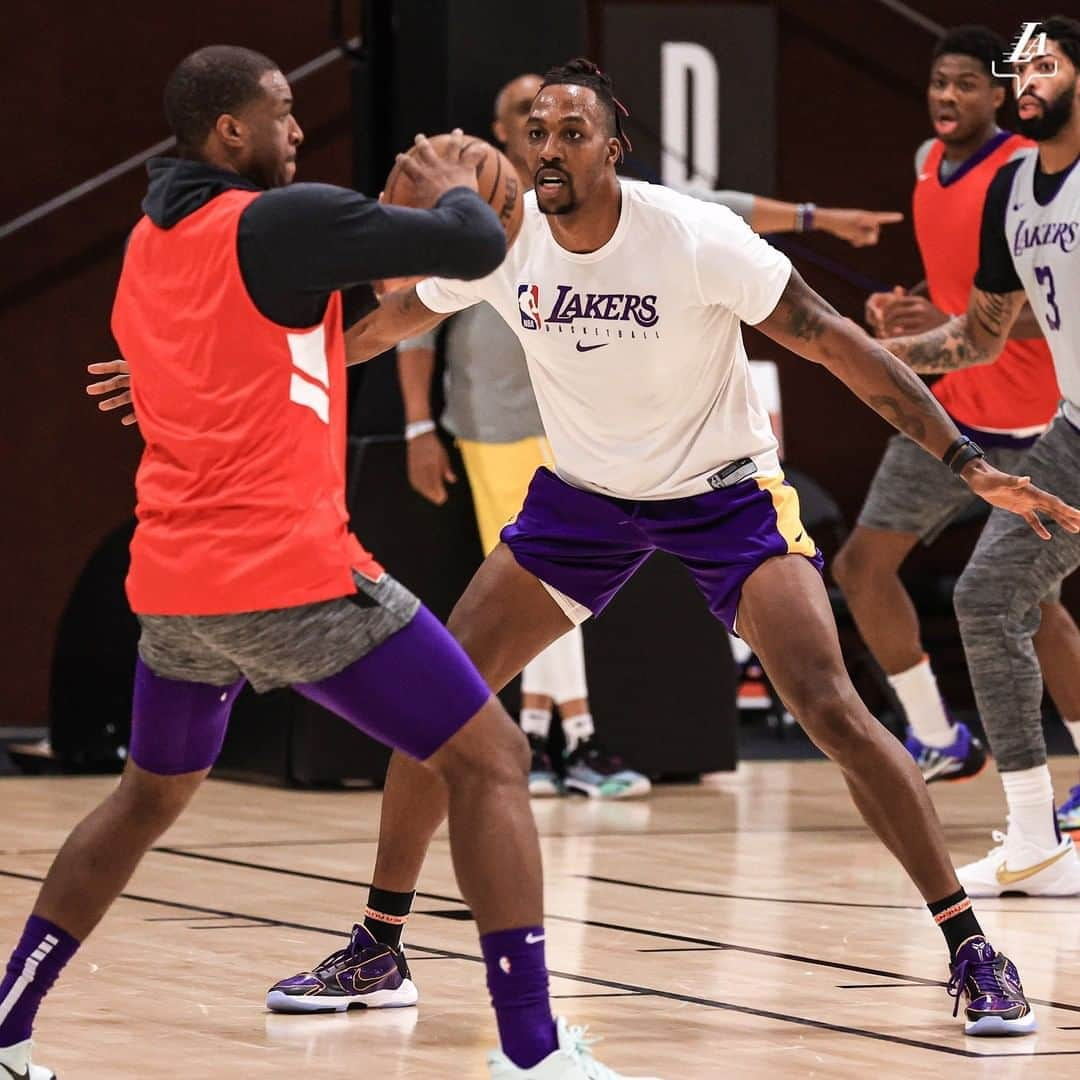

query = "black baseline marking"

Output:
[[580, 874, 1080, 916], [0, 868, 1076, 1060], [143, 848, 1080, 1018], [839, 983, 930, 990], [638, 947, 729, 953]]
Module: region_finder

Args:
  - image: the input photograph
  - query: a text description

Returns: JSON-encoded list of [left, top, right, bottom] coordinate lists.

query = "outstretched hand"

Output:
[[819, 208, 904, 248], [963, 460, 1080, 540], [86, 359, 135, 426]]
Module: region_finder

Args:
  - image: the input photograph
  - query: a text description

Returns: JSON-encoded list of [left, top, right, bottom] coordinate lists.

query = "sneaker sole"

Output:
[[529, 778, 562, 797], [933, 755, 990, 784], [564, 778, 652, 799], [266, 979, 418, 1014], [965, 1010, 1038, 1036]]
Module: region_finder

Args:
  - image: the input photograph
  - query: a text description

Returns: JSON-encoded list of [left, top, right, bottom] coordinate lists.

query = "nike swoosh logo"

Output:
[[525, 932, 546, 944], [917, 172, 930, 181], [575, 341, 608, 352], [995, 846, 1071, 886], [1, 1063, 29, 1080]]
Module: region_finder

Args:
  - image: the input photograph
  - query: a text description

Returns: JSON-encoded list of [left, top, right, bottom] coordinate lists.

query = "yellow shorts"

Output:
[[457, 435, 553, 555]]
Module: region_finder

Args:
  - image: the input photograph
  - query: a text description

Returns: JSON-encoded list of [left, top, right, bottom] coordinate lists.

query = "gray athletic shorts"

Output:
[[137, 571, 421, 691], [858, 433, 1033, 545]]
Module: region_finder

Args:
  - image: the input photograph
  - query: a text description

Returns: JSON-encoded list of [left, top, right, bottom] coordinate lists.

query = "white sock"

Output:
[[562, 712, 595, 754], [887, 656, 954, 747], [1002, 765, 1060, 851], [1063, 718, 1080, 756], [520, 708, 552, 740], [729, 632, 753, 665]]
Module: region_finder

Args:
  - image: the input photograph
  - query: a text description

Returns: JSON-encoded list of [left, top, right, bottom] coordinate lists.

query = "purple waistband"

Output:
[[952, 418, 1043, 451]]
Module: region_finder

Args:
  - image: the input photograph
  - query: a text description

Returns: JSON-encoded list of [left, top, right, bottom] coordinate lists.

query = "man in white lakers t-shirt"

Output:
[[340, 59, 1080, 1041], [885, 17, 1080, 900]]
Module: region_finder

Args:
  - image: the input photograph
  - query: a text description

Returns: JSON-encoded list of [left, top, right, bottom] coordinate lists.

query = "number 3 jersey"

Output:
[[976, 149, 1080, 429]]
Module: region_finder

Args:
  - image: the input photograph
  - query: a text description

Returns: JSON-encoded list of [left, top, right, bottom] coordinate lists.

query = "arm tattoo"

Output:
[[756, 270, 951, 451], [971, 290, 1008, 338], [889, 317, 992, 372], [770, 277, 837, 343], [886, 288, 1019, 372]]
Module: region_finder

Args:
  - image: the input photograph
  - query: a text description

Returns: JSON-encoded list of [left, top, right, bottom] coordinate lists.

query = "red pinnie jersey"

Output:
[[913, 133, 1059, 432], [111, 189, 381, 615]]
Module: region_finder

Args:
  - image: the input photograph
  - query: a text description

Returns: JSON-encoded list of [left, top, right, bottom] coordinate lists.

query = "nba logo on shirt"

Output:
[[518, 284, 543, 330]]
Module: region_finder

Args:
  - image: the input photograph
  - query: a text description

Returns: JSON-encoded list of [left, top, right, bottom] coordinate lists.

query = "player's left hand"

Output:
[[87, 360, 136, 426], [818, 208, 904, 247], [962, 460, 1080, 540]]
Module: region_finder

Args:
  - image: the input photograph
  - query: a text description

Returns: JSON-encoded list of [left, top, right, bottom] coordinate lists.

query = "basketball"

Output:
[[383, 133, 524, 246]]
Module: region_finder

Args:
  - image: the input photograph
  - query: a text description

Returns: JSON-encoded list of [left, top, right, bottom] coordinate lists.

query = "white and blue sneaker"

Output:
[[905, 720, 988, 783], [563, 738, 650, 800], [488, 1017, 661, 1078], [527, 733, 562, 798], [1057, 784, 1080, 834], [0, 1039, 55, 1080]]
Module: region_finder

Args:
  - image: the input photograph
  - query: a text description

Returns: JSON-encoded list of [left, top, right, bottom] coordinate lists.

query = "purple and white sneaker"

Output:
[[947, 936, 1037, 1036], [266, 924, 418, 1013], [905, 720, 988, 784]]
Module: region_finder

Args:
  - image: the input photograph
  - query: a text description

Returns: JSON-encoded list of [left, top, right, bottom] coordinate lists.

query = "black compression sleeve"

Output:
[[973, 159, 1024, 295], [237, 183, 505, 327]]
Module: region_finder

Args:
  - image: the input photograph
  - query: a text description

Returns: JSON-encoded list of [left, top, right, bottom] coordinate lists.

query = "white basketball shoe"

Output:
[[0, 1039, 55, 1080], [488, 1017, 661, 1078], [957, 827, 1080, 897]]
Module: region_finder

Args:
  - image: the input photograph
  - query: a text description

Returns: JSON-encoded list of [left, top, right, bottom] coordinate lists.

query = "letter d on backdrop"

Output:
[[661, 41, 719, 190]]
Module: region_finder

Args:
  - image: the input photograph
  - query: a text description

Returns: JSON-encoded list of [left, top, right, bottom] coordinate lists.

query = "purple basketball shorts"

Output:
[[501, 467, 823, 633]]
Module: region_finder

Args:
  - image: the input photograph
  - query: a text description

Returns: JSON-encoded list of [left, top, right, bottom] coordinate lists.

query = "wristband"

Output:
[[405, 419, 436, 441], [796, 202, 816, 232], [943, 436, 985, 475]]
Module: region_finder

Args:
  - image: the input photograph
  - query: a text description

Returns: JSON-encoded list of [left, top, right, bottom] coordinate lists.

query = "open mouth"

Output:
[[536, 168, 569, 192], [933, 114, 959, 135], [1017, 96, 1044, 118]]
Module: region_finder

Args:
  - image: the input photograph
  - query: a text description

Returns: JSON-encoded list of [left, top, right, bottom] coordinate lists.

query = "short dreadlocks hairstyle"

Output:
[[540, 58, 632, 155], [932, 25, 1008, 77], [164, 45, 279, 153]]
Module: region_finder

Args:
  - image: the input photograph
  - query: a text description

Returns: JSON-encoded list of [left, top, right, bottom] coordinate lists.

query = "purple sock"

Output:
[[0, 916, 80, 1046], [481, 926, 557, 1069]]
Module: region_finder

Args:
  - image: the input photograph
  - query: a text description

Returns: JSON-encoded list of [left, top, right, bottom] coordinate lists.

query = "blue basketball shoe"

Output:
[[266, 924, 417, 1013], [1057, 784, 1080, 834], [905, 720, 988, 783]]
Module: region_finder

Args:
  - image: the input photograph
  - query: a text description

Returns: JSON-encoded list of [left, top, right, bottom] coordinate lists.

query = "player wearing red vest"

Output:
[[0, 46, 639, 1080], [834, 27, 1080, 808]]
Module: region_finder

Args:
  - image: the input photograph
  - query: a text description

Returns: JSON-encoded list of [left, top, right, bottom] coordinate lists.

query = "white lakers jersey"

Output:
[[1003, 151, 1080, 425]]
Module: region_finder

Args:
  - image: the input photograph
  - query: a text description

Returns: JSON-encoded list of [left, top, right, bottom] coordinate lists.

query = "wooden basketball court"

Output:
[[3, 757, 1079, 1077]]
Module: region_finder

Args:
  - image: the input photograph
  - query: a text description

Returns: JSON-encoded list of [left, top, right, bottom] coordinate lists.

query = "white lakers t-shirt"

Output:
[[416, 181, 792, 500]]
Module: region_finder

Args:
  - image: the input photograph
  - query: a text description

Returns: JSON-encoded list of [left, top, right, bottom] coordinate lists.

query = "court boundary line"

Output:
[[140, 848, 1080, 1016], [1, 867, 1076, 1061]]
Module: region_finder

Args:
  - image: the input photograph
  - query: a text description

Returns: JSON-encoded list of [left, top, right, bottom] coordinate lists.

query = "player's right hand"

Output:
[[87, 359, 136, 426], [865, 286, 904, 337], [397, 130, 485, 208], [406, 430, 457, 505]]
